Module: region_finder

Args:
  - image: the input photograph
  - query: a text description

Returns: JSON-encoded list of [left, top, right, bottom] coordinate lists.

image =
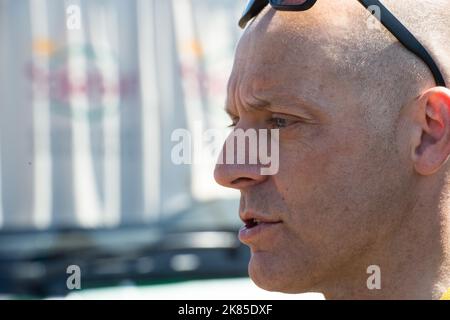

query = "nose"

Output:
[[214, 162, 268, 189], [214, 131, 269, 190]]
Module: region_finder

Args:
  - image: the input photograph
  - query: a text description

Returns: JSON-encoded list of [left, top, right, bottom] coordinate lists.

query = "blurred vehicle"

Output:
[[0, 0, 252, 298]]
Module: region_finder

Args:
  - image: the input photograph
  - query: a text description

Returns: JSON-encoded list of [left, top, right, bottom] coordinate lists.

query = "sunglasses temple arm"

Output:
[[359, 0, 446, 87], [239, 0, 269, 29]]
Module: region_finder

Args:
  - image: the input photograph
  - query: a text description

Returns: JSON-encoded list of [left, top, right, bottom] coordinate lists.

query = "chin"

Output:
[[248, 251, 314, 294]]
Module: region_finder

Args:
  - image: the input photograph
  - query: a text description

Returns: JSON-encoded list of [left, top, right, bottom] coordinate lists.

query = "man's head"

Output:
[[214, 0, 450, 297]]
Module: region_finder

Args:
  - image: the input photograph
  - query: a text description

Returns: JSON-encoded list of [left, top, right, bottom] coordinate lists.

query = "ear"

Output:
[[413, 87, 450, 175]]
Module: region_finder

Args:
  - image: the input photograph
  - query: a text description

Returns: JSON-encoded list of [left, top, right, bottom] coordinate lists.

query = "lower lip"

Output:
[[238, 222, 282, 243]]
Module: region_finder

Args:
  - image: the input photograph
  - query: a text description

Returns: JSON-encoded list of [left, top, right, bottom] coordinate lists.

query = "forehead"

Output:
[[228, 4, 368, 115]]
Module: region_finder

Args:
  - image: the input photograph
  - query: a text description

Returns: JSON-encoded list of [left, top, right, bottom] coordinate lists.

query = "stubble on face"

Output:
[[225, 2, 416, 294]]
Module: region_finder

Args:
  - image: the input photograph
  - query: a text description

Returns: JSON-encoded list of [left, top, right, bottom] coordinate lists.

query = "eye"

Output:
[[268, 114, 299, 129], [270, 117, 289, 128]]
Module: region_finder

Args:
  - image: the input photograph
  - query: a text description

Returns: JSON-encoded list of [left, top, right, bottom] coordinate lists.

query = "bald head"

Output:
[[232, 0, 449, 131]]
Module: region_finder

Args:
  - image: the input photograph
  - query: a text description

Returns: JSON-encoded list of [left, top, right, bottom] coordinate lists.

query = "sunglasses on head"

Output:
[[239, 0, 446, 88]]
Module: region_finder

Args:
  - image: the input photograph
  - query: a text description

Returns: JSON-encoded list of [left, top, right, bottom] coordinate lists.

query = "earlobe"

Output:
[[413, 87, 450, 176]]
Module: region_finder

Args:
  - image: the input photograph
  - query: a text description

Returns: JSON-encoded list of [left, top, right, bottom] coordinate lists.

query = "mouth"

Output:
[[245, 218, 259, 229], [244, 218, 277, 228], [239, 214, 282, 243]]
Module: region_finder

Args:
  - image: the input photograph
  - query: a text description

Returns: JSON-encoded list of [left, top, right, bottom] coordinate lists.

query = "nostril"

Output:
[[214, 164, 269, 189]]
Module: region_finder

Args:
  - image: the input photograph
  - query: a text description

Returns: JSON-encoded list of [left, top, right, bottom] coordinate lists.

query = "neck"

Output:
[[319, 196, 450, 300]]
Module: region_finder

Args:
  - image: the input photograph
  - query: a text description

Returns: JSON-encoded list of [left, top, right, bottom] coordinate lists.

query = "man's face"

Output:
[[214, 2, 414, 293]]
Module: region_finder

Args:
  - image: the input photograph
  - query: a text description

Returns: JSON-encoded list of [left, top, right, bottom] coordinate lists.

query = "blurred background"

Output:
[[0, 0, 322, 299]]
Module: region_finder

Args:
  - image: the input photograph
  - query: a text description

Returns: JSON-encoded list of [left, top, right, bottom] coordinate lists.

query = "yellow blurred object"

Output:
[[32, 38, 56, 56], [184, 40, 203, 57], [440, 288, 450, 300]]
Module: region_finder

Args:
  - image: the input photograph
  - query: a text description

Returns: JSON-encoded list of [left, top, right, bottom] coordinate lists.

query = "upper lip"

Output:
[[239, 211, 282, 225]]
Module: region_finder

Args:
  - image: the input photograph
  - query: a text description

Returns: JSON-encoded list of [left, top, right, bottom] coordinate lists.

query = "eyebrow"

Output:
[[225, 97, 319, 121], [224, 100, 269, 118]]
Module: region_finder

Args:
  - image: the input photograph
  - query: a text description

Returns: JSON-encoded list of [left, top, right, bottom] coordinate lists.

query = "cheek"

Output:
[[273, 129, 384, 250], [247, 126, 407, 291]]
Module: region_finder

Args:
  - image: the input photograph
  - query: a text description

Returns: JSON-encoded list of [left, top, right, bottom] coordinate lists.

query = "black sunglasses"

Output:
[[239, 0, 446, 88]]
